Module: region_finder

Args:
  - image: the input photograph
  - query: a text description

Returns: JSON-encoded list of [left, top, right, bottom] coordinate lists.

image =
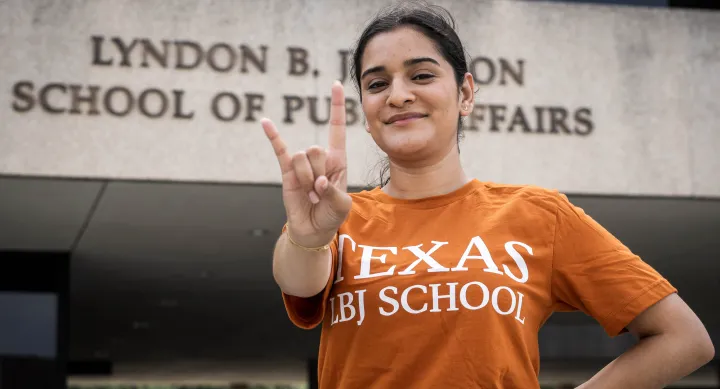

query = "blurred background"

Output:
[[0, 0, 718, 388]]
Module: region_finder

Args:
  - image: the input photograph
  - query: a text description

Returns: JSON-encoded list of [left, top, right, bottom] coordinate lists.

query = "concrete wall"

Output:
[[1, 0, 718, 197]]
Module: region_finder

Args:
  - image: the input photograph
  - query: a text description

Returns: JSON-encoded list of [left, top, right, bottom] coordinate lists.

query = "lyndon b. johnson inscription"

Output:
[[10, 36, 594, 135]]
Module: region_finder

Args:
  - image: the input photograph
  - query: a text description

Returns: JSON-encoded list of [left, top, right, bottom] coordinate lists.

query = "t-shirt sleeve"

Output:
[[550, 193, 677, 337], [280, 227, 339, 330]]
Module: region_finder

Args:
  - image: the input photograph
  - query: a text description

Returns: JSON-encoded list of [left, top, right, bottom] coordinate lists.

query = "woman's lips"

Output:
[[386, 112, 428, 126]]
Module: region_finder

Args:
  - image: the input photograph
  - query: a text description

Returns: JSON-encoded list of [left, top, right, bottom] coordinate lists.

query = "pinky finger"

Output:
[[261, 118, 292, 174]]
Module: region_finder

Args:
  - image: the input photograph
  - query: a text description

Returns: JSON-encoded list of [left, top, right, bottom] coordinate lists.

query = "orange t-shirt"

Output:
[[282, 179, 676, 389]]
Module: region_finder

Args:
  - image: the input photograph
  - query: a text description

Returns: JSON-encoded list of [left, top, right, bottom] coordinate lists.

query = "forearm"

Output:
[[578, 332, 714, 389], [272, 232, 333, 298]]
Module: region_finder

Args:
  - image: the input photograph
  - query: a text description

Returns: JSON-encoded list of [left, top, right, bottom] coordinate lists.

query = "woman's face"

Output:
[[359, 26, 473, 165]]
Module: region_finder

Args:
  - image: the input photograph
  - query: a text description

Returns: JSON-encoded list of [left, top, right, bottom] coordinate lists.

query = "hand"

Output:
[[261, 81, 352, 247]]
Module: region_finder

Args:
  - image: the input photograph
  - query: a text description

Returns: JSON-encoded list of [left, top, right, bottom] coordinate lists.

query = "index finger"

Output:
[[261, 118, 292, 174], [328, 81, 346, 152]]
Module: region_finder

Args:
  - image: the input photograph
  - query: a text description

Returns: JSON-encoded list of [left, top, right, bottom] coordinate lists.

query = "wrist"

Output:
[[285, 227, 335, 250]]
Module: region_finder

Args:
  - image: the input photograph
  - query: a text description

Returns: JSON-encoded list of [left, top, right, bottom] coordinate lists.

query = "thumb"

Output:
[[316, 176, 352, 214]]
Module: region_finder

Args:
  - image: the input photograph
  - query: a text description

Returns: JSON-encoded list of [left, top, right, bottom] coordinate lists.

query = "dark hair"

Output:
[[350, 1, 470, 187]]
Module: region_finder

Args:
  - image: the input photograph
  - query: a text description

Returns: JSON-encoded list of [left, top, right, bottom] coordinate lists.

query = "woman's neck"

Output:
[[382, 146, 470, 200]]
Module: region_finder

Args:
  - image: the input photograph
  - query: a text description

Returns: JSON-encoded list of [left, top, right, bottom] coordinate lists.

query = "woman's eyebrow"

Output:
[[403, 57, 440, 67], [361, 57, 441, 80]]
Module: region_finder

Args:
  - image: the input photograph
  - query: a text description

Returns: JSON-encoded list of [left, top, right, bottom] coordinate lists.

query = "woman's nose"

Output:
[[386, 79, 415, 108]]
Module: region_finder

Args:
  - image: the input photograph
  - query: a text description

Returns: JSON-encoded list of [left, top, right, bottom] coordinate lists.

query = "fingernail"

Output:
[[308, 191, 320, 204]]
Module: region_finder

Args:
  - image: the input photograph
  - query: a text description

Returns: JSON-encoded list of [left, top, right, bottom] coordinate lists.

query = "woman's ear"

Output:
[[459, 72, 475, 117]]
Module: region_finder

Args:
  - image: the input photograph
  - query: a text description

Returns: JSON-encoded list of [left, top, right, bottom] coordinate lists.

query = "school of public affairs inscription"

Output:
[[10, 36, 594, 136]]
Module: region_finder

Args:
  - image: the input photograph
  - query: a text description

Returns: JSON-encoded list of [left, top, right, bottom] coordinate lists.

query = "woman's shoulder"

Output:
[[347, 186, 382, 206], [346, 186, 387, 221], [473, 180, 569, 213], [345, 180, 569, 212], [480, 180, 562, 199]]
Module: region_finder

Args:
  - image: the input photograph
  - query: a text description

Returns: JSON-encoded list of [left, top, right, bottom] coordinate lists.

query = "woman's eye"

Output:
[[368, 81, 387, 90], [413, 73, 435, 81]]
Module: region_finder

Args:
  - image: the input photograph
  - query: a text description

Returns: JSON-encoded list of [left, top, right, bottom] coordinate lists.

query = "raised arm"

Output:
[[261, 81, 352, 297]]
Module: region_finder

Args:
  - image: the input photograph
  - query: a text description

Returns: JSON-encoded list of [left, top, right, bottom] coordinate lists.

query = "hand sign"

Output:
[[261, 81, 352, 248]]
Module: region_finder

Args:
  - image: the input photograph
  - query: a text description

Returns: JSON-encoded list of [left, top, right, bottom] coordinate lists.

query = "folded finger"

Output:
[[291, 151, 318, 202], [306, 146, 327, 179]]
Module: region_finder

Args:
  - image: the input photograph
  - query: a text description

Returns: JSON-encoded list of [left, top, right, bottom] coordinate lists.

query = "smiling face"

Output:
[[359, 26, 473, 165]]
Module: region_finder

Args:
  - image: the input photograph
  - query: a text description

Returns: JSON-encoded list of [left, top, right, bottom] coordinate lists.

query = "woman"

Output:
[[261, 2, 714, 388]]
